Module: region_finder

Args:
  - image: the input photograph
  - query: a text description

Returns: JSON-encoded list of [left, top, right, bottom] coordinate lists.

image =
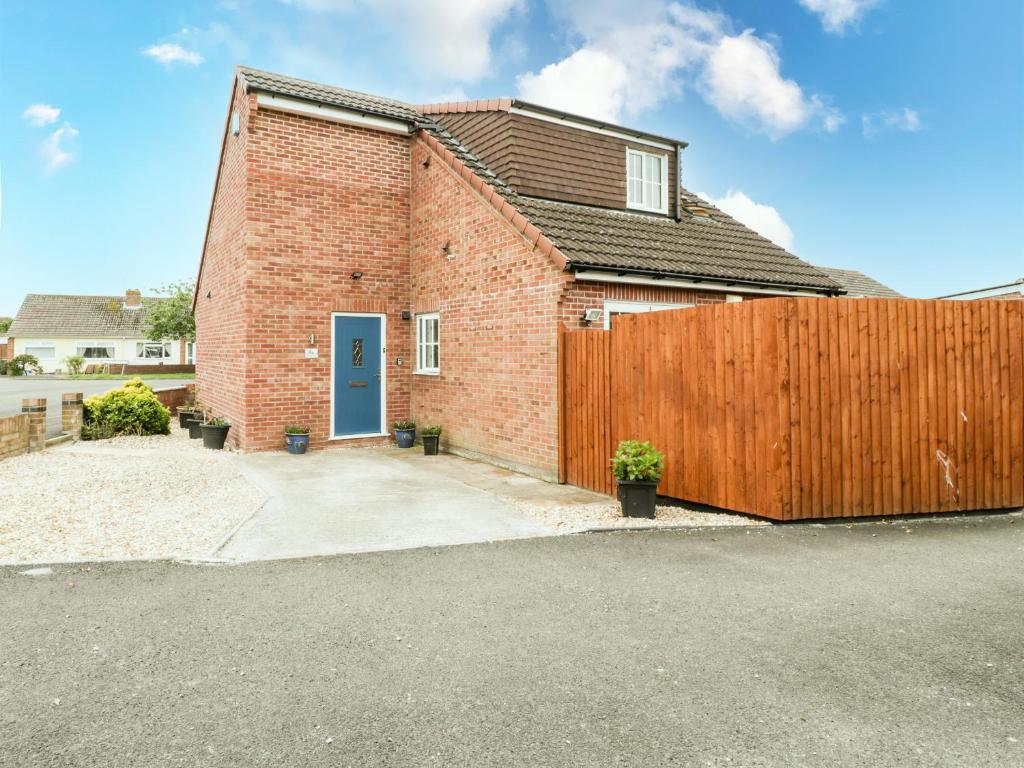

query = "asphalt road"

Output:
[[0, 377, 193, 437], [2, 517, 1021, 767]]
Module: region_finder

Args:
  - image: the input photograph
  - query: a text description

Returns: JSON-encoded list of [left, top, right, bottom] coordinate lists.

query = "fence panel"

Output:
[[559, 297, 1024, 520]]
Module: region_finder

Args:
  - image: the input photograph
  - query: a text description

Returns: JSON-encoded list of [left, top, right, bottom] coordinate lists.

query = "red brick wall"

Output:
[[558, 282, 732, 329], [410, 136, 571, 479], [235, 102, 411, 450], [195, 82, 252, 445]]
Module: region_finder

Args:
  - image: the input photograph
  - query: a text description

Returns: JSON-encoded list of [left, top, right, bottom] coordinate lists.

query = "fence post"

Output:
[[21, 398, 46, 452], [62, 392, 84, 439]]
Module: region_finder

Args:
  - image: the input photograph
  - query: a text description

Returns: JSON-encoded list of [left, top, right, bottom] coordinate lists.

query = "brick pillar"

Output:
[[62, 392, 84, 439], [21, 398, 46, 452]]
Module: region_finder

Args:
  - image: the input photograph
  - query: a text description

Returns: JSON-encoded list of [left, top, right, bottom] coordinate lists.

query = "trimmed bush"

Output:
[[63, 355, 85, 375], [83, 381, 171, 438]]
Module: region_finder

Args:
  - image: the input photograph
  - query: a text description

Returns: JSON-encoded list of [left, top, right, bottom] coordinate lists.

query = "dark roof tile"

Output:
[[7, 295, 165, 337]]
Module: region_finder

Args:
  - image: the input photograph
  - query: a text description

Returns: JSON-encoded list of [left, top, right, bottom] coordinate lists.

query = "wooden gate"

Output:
[[558, 297, 1024, 520]]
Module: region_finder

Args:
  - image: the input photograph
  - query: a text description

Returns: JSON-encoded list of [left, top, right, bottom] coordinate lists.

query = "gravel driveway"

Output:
[[0, 377, 194, 437], [0, 429, 265, 565]]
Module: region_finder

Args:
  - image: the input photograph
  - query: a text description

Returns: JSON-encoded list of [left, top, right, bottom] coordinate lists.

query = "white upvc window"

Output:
[[603, 300, 693, 329], [626, 148, 669, 214], [76, 343, 116, 359], [415, 313, 440, 375], [137, 341, 172, 359], [186, 342, 196, 364], [24, 344, 56, 360]]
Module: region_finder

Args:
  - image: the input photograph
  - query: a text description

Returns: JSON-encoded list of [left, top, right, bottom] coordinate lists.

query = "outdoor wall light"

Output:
[[309, 334, 316, 345], [442, 241, 457, 260], [581, 308, 602, 326], [351, 271, 363, 280], [401, 310, 412, 320]]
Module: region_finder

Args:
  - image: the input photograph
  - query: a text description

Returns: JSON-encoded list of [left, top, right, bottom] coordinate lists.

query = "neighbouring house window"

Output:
[[137, 341, 172, 359], [76, 345, 116, 359], [603, 300, 693, 329], [416, 313, 440, 374], [24, 344, 56, 360], [626, 148, 668, 214], [186, 342, 196, 364]]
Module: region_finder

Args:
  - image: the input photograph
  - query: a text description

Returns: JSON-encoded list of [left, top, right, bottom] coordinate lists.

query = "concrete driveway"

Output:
[[0, 377, 193, 437], [3, 516, 1021, 766], [217, 447, 606, 560]]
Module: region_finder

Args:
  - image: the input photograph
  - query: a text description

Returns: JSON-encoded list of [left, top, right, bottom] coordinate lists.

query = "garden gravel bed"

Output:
[[0, 429, 266, 565], [510, 498, 771, 532]]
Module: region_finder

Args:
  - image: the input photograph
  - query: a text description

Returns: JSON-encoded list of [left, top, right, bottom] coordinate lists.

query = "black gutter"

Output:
[[511, 99, 688, 148], [567, 263, 845, 297]]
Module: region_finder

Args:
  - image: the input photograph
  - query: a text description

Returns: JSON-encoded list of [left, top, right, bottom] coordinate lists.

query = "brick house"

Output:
[[195, 67, 843, 479]]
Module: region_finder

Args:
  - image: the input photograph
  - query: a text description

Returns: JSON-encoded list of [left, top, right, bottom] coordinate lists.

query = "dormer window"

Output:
[[626, 148, 668, 214]]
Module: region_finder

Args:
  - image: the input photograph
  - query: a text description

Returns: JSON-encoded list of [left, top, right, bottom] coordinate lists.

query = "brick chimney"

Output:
[[125, 289, 142, 308]]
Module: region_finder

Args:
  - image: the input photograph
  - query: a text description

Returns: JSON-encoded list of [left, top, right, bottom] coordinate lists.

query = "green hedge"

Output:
[[82, 378, 171, 439]]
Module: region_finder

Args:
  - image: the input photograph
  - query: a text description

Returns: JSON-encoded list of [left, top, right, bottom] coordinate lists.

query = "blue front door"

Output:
[[333, 315, 383, 437]]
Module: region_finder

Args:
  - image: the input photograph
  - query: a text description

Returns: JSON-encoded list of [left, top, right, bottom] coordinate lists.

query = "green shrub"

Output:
[[392, 420, 416, 431], [83, 382, 171, 438], [610, 440, 664, 482], [121, 378, 155, 394], [420, 425, 442, 437], [81, 422, 116, 441], [0, 359, 7, 376], [63, 355, 85, 375], [284, 424, 310, 434], [8, 354, 39, 376]]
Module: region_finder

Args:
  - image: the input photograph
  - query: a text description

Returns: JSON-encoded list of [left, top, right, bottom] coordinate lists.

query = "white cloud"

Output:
[[40, 123, 78, 173], [701, 30, 841, 139], [799, 0, 880, 34], [518, 50, 630, 122], [862, 107, 921, 136], [142, 43, 205, 66], [284, 0, 521, 82], [515, 1, 841, 137], [701, 189, 794, 250], [22, 104, 61, 126]]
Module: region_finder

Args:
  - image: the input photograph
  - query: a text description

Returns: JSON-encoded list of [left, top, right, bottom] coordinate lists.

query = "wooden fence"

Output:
[[558, 297, 1023, 521]]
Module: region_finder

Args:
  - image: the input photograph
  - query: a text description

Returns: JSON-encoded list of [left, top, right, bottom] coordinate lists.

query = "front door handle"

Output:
[[375, 369, 382, 381]]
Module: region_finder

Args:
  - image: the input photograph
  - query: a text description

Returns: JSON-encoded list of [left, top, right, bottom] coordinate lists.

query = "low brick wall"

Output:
[[0, 413, 30, 460], [154, 384, 196, 413], [87, 363, 196, 375], [0, 394, 83, 461]]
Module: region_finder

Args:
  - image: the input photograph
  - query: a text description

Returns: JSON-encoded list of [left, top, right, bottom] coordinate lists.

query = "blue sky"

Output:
[[1, 0, 1022, 316]]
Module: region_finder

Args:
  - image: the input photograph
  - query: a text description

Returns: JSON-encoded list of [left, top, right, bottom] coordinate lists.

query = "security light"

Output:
[[582, 308, 602, 325]]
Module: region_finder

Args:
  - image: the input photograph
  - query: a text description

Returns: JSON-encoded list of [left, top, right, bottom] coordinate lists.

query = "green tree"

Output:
[[145, 281, 195, 342], [0, 317, 11, 335]]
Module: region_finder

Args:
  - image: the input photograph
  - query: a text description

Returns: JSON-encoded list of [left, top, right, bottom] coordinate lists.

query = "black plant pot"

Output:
[[422, 434, 440, 455], [178, 409, 197, 429], [187, 418, 204, 439], [617, 479, 658, 518], [201, 423, 230, 450]]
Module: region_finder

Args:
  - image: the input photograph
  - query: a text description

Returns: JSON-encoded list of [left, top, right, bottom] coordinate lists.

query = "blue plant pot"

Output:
[[285, 433, 310, 454], [394, 428, 415, 448]]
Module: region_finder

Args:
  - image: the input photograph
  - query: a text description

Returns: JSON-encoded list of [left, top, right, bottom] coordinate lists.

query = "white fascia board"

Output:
[[255, 93, 411, 135], [572, 270, 826, 298], [509, 106, 675, 151]]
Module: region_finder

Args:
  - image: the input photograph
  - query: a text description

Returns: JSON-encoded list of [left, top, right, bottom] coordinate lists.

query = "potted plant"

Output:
[[284, 425, 311, 455], [178, 400, 198, 429], [421, 425, 442, 456], [611, 440, 665, 519], [393, 420, 416, 448], [186, 413, 205, 439], [201, 417, 231, 450]]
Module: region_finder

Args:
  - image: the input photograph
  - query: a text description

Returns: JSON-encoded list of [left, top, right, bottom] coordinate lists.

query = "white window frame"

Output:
[[186, 342, 196, 364], [24, 343, 56, 360], [626, 148, 669, 214], [137, 341, 172, 360], [603, 300, 693, 329], [415, 313, 440, 375], [76, 343, 116, 360]]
